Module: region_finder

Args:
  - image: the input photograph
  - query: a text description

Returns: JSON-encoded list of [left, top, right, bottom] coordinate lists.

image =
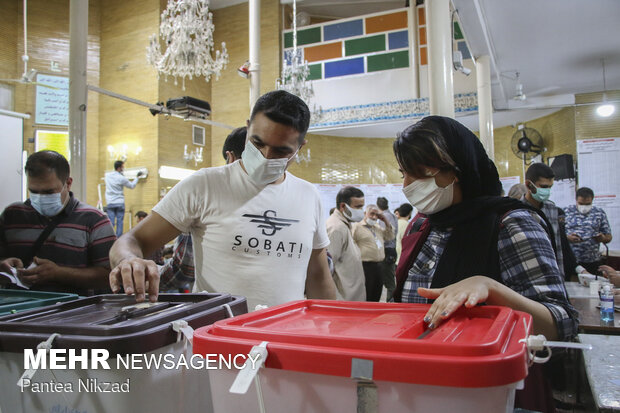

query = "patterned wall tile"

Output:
[[366, 11, 408, 34], [323, 19, 363, 41], [345, 34, 385, 56], [388, 30, 408, 50], [284, 26, 321, 48], [324, 57, 365, 78], [304, 42, 343, 62], [367, 50, 409, 72]]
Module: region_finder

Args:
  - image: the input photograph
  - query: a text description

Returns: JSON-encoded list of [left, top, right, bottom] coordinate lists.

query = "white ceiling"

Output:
[[210, 0, 620, 137], [453, 0, 620, 106]]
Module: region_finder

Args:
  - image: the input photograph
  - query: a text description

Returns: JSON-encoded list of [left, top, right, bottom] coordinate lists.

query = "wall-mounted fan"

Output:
[[0, 0, 57, 89], [511, 125, 545, 180]]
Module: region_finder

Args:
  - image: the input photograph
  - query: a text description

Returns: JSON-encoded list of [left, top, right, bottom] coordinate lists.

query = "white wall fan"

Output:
[[0, 0, 58, 89]]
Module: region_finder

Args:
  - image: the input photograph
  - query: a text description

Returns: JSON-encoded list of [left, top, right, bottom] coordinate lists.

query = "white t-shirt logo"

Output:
[[242, 210, 300, 236]]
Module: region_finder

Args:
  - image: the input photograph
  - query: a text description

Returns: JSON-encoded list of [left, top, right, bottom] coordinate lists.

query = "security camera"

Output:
[[453, 51, 471, 76]]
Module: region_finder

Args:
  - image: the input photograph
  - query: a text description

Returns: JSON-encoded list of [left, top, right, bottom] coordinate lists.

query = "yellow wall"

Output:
[[211, 0, 281, 167], [493, 90, 620, 181], [100, 0, 160, 227], [3, 0, 101, 205], [288, 134, 401, 184], [0, 0, 18, 85], [3, 0, 619, 216], [157, 74, 212, 200], [493, 108, 576, 179], [574, 91, 620, 140]]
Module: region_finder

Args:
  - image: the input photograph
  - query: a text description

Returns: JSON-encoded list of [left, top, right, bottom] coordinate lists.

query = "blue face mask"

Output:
[[30, 190, 66, 217], [531, 186, 551, 203]]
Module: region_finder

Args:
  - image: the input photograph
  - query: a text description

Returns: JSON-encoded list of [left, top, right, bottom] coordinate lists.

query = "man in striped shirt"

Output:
[[0, 151, 116, 295]]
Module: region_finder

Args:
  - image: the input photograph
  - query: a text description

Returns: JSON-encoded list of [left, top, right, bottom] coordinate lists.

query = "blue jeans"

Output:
[[106, 203, 125, 237]]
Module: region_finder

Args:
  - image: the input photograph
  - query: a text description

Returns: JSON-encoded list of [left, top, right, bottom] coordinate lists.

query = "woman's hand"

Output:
[[418, 275, 496, 329]]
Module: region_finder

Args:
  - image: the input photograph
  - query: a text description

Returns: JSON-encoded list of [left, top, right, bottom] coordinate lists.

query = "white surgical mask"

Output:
[[577, 204, 592, 215], [344, 204, 364, 222], [366, 218, 377, 226], [30, 190, 66, 217], [402, 173, 455, 215], [241, 140, 297, 186]]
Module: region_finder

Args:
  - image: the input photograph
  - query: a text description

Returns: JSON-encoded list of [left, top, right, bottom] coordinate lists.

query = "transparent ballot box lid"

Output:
[[0, 293, 247, 354], [194, 300, 532, 388]]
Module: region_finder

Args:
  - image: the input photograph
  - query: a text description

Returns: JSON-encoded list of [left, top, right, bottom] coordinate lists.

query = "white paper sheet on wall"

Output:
[[577, 138, 620, 252], [500, 176, 521, 196], [549, 179, 576, 209]]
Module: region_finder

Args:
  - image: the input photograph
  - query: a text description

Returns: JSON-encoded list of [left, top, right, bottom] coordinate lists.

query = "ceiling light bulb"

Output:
[[596, 104, 615, 117]]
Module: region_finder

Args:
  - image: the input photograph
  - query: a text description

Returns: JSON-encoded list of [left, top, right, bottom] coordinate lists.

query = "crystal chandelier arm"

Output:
[[146, 0, 228, 88]]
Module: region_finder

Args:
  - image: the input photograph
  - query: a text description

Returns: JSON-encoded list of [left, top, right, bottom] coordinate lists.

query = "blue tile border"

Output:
[[309, 93, 478, 128]]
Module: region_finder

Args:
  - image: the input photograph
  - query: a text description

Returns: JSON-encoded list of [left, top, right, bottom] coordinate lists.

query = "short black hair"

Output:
[[250, 90, 310, 143], [397, 203, 413, 218], [576, 187, 594, 199], [526, 163, 555, 183], [336, 186, 364, 208], [114, 160, 124, 170], [25, 150, 70, 182], [135, 211, 148, 219], [376, 197, 389, 210], [222, 127, 247, 160]]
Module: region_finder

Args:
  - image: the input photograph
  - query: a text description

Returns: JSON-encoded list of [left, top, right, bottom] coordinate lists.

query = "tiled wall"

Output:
[[493, 90, 620, 181], [210, 0, 281, 167], [5, 0, 102, 207], [416, 6, 427, 66], [287, 133, 402, 184], [415, 5, 469, 65], [283, 9, 411, 81]]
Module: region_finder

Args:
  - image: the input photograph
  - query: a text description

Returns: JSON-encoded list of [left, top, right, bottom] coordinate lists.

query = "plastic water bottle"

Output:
[[600, 284, 615, 323]]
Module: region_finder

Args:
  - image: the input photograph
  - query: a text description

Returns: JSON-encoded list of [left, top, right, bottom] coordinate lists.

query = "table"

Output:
[[579, 334, 620, 412], [565, 281, 594, 299], [570, 296, 620, 334]]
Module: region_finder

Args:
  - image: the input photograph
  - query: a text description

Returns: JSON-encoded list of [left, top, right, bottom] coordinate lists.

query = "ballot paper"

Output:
[[0, 263, 37, 289]]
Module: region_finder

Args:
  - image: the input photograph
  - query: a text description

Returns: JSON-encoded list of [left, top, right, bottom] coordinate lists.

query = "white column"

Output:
[[249, 0, 261, 110], [425, 0, 454, 117], [69, 0, 88, 200], [476, 55, 494, 159], [408, 3, 419, 98]]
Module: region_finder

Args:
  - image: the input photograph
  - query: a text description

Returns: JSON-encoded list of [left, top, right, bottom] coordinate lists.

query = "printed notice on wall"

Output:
[[35, 75, 69, 126], [577, 138, 620, 251], [499, 176, 521, 196], [549, 179, 576, 209]]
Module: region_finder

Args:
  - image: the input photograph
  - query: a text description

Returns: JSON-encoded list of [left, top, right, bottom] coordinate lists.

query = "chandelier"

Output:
[[276, 0, 314, 103], [146, 0, 229, 90]]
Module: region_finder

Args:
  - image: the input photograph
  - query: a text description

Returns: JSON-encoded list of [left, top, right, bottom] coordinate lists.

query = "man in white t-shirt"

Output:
[[108, 91, 336, 309]]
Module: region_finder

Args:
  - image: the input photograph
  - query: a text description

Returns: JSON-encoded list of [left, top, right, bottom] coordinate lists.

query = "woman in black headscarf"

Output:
[[393, 116, 577, 342]]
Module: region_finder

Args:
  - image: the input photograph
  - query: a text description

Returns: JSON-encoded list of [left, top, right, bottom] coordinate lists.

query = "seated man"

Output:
[[108, 90, 336, 309], [0, 150, 116, 295]]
